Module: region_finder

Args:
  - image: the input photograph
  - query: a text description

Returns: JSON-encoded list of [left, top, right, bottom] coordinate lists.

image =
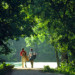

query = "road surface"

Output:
[[5, 69, 64, 75], [5, 62, 64, 75]]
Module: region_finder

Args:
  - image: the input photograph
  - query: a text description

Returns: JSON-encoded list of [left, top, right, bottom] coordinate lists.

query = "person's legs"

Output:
[[31, 60, 33, 68], [22, 61, 24, 68], [22, 56, 25, 68], [25, 61, 27, 68]]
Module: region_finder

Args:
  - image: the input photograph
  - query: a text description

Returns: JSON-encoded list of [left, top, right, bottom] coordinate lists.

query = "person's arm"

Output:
[[29, 52, 30, 57], [33, 51, 37, 55], [20, 51, 22, 56], [29, 52, 32, 57], [24, 51, 26, 55]]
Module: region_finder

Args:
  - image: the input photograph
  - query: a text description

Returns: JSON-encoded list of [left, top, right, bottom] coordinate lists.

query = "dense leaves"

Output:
[[23, 0, 75, 71], [27, 0, 75, 61], [0, 1, 75, 74], [0, 0, 34, 54]]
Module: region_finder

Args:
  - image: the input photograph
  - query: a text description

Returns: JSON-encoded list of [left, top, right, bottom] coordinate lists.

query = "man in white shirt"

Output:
[[29, 48, 36, 68]]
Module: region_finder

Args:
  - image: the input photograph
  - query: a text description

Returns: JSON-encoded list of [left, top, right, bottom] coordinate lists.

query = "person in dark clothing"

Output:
[[29, 48, 36, 68]]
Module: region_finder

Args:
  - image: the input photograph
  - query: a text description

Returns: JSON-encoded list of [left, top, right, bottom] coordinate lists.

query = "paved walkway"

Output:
[[6, 62, 57, 69], [5, 68, 64, 75], [5, 62, 64, 75]]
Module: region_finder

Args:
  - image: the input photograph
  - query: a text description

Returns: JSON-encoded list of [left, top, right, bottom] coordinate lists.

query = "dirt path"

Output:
[[5, 68, 64, 75]]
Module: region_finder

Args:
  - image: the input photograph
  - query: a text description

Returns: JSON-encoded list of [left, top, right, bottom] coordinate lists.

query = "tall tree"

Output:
[[0, 0, 34, 54], [24, 0, 75, 65]]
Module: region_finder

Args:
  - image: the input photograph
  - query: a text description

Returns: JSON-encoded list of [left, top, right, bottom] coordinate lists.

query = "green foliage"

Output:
[[0, 1, 75, 74], [0, 62, 14, 75], [0, 0, 34, 54], [0, 62, 14, 69], [43, 63, 75, 75], [43, 66, 50, 72], [43, 65, 56, 72], [0, 64, 4, 69], [57, 62, 75, 75], [26, 0, 75, 64]]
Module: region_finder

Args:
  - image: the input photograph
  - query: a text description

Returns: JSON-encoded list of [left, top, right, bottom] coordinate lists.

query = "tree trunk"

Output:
[[61, 51, 68, 63], [55, 49, 60, 67]]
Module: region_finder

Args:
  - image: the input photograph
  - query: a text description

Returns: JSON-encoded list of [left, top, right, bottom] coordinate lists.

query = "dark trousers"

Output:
[[30, 60, 33, 68]]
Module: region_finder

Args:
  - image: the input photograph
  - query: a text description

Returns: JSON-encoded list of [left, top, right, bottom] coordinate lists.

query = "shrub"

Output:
[[43, 63, 75, 75], [57, 62, 75, 75], [0, 62, 14, 75], [43, 65, 56, 72], [43, 65, 50, 72]]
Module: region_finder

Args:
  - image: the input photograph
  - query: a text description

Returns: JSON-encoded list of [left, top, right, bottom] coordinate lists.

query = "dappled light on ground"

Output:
[[6, 62, 57, 69]]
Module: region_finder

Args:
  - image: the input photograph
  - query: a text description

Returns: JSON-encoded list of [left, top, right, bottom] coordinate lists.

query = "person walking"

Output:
[[20, 48, 27, 68], [29, 48, 36, 68]]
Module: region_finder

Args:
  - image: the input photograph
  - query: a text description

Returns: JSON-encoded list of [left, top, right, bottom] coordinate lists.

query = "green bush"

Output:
[[57, 62, 75, 75], [43, 63, 75, 75], [43, 66, 50, 72], [0, 64, 4, 69], [43, 65, 56, 72], [0, 62, 14, 75]]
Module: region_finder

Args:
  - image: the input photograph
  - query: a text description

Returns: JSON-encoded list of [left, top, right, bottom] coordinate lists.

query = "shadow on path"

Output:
[[5, 68, 64, 75]]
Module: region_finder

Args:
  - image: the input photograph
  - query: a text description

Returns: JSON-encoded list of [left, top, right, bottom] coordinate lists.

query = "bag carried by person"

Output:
[[25, 56, 29, 61], [29, 55, 36, 61]]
